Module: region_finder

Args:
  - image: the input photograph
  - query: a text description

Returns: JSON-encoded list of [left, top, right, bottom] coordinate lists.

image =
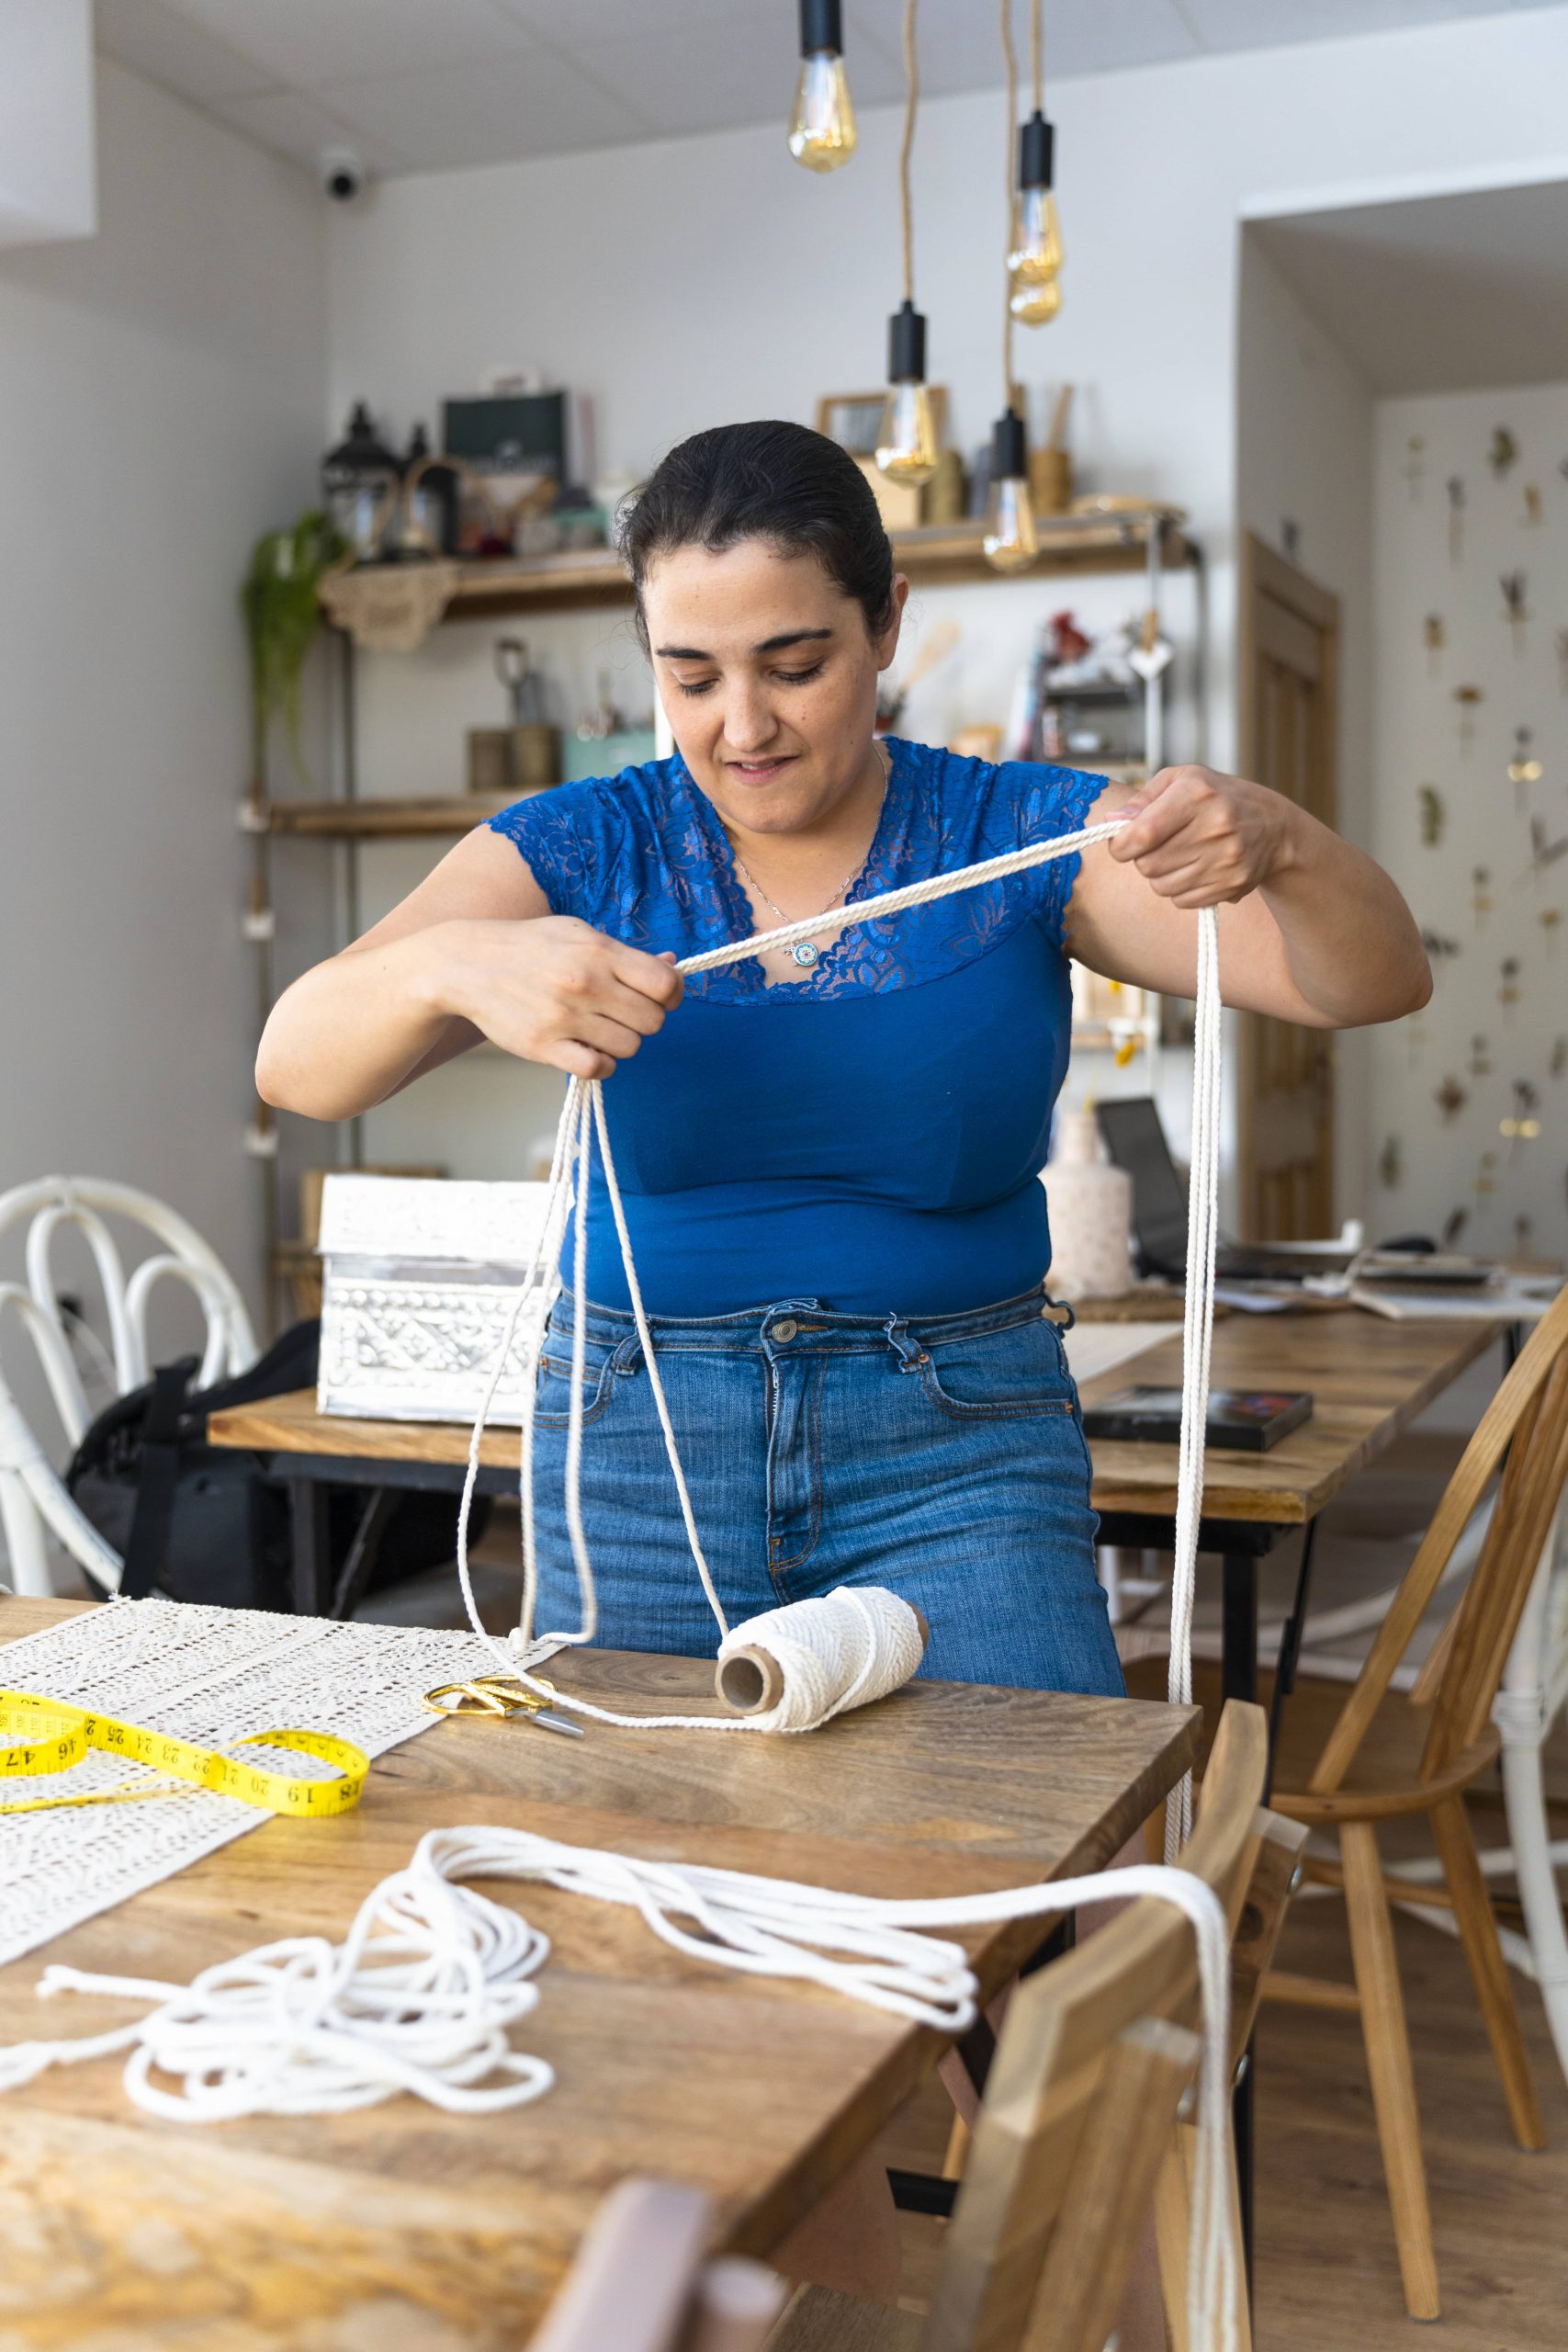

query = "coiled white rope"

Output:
[[454, 817, 1221, 1797], [1, 1824, 1235, 2351]]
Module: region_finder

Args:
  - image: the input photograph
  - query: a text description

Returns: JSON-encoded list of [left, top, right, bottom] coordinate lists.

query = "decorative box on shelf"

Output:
[[316, 1175, 554, 1425]]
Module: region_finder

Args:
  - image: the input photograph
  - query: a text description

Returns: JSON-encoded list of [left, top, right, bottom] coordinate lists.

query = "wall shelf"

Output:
[[268, 789, 535, 840], [331, 511, 1194, 626]]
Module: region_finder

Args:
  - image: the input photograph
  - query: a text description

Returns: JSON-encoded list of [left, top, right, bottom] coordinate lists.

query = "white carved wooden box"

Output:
[[316, 1176, 554, 1425]]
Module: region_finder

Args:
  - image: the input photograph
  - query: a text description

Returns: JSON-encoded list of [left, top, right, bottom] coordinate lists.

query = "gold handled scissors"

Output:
[[421, 1674, 585, 1738]]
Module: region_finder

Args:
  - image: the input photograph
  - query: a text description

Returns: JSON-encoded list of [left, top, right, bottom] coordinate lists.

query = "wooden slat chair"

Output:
[[1129, 1278, 1568, 2322], [771, 1702, 1295, 2352], [528, 2177, 787, 2352]]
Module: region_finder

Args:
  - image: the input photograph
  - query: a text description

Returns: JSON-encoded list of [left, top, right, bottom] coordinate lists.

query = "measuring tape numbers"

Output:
[[0, 1689, 369, 1818]]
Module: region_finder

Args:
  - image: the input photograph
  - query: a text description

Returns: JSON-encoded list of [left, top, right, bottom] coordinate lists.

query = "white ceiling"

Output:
[[1253, 179, 1568, 396], [95, 0, 1565, 180]]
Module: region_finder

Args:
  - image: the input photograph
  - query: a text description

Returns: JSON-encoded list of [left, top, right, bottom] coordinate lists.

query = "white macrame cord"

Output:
[[455, 815, 1222, 1797]]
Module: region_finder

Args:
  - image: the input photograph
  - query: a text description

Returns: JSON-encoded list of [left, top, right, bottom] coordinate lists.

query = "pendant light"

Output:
[[984, 0, 1038, 573], [788, 0, 857, 174], [875, 0, 937, 488], [1008, 0, 1062, 325]]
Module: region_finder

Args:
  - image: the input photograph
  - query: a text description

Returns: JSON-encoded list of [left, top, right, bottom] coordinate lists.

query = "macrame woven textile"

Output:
[[0, 1599, 497, 1966]]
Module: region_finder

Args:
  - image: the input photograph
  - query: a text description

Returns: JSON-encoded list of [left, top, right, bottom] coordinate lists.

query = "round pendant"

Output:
[[790, 941, 819, 968]]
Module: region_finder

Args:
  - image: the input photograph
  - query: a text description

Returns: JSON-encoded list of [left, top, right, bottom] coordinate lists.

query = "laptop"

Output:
[[1094, 1097, 1353, 1283]]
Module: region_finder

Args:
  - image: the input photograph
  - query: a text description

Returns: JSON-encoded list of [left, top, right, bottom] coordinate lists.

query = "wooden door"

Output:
[[1236, 534, 1340, 1241]]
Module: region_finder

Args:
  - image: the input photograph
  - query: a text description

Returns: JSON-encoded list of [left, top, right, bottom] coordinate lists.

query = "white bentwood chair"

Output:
[[0, 1177, 256, 1597]]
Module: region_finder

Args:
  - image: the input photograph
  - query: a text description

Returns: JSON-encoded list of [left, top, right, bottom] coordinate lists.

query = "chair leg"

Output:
[[1500, 1738, 1568, 2093], [1430, 1792, 1547, 2151], [1341, 1820, 1440, 2321]]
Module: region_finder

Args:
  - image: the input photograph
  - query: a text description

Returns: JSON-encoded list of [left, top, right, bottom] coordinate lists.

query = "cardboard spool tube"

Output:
[[715, 1605, 931, 1714]]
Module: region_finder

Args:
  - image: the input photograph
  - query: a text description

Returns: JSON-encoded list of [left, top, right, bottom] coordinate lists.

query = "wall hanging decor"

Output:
[[1008, 0, 1062, 328], [1423, 611, 1445, 671], [1434, 1074, 1467, 1122], [788, 0, 856, 172], [1509, 724, 1542, 807], [1422, 923, 1462, 961], [1448, 475, 1466, 562], [1470, 1034, 1492, 1079], [1540, 907, 1562, 955], [1454, 681, 1483, 750], [1525, 483, 1544, 526], [1557, 628, 1568, 697], [1490, 425, 1518, 476], [1404, 435, 1425, 501], [1475, 1148, 1498, 1198], [1502, 1079, 1540, 1142], [874, 0, 938, 491], [1442, 1206, 1469, 1247], [1379, 1136, 1404, 1188], [1418, 784, 1445, 845], [1499, 956, 1522, 1015], [1551, 1036, 1567, 1081], [1471, 864, 1491, 926], [1527, 814, 1568, 877], [1516, 1213, 1535, 1256], [1502, 570, 1529, 654]]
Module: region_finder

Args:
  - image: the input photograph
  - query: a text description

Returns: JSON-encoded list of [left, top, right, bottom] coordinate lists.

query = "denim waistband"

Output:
[[547, 1281, 1072, 1361]]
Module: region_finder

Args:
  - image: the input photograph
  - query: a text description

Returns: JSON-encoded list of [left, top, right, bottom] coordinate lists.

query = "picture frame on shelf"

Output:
[[816, 388, 948, 458]]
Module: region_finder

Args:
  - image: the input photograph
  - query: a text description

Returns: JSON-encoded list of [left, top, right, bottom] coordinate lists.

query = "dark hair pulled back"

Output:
[[619, 419, 896, 651]]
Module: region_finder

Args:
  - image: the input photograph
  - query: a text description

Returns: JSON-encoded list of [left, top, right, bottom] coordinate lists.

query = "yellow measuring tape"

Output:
[[0, 1689, 369, 1818]]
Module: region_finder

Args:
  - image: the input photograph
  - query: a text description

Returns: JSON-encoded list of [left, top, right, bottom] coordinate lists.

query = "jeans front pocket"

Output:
[[917, 1316, 1076, 1420], [532, 1336, 620, 1427]]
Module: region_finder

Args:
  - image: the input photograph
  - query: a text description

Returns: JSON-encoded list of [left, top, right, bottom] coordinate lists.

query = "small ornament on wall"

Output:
[[1453, 683, 1483, 752], [1470, 1034, 1492, 1078], [1540, 907, 1562, 956], [1557, 628, 1568, 698], [1475, 1149, 1498, 1198], [1447, 476, 1465, 562], [1471, 865, 1492, 928], [1490, 425, 1518, 476], [1525, 484, 1544, 527], [1417, 785, 1445, 846], [1501, 1077, 1540, 1141], [1516, 1213, 1535, 1257], [1527, 815, 1568, 879], [1422, 923, 1462, 960], [1501, 570, 1529, 654], [1379, 1136, 1403, 1189], [1509, 725, 1542, 809], [1423, 613, 1445, 673], [1442, 1206, 1469, 1248], [1404, 435, 1425, 502], [1499, 956, 1521, 1015], [1434, 1074, 1467, 1123], [1551, 1035, 1568, 1080]]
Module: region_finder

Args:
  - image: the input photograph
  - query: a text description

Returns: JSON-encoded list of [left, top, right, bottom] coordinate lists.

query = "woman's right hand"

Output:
[[430, 916, 684, 1081]]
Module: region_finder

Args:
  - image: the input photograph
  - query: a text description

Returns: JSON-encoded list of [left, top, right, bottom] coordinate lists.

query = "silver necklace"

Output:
[[730, 745, 890, 971]]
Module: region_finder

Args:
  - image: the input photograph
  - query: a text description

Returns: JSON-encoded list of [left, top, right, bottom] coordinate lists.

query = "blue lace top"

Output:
[[488, 738, 1104, 1316]]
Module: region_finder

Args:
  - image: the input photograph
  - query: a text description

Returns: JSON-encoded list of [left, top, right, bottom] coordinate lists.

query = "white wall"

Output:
[[0, 61, 329, 1313], [1369, 379, 1568, 1262], [1236, 232, 1376, 1225], [322, 7, 1568, 1191]]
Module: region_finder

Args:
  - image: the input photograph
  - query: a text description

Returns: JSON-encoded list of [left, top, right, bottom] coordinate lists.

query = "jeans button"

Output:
[[773, 1317, 798, 1343]]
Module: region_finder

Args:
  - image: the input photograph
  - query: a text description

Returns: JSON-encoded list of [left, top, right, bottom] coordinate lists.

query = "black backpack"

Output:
[[65, 1318, 489, 1614]]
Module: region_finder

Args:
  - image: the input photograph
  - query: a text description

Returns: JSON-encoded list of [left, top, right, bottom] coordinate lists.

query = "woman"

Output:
[[259, 420, 1428, 1698]]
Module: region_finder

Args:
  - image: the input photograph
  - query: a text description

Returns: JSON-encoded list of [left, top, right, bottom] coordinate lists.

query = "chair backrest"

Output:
[[1307, 1281, 1568, 1796], [0, 1177, 256, 1594], [528, 2177, 785, 2352], [917, 1702, 1272, 2352]]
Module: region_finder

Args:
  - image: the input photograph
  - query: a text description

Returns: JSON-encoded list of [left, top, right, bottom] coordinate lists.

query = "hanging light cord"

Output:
[[1030, 0, 1043, 113], [999, 0, 1018, 401], [897, 0, 919, 304]]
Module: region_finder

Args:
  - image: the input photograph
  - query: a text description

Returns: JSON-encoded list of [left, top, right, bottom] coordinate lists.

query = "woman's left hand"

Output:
[[1106, 765, 1293, 909]]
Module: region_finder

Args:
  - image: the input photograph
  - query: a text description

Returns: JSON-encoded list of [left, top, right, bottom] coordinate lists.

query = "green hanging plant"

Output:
[[241, 509, 348, 785]]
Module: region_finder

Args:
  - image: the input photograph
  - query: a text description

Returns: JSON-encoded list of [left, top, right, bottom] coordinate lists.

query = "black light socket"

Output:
[[887, 300, 928, 385], [1017, 109, 1055, 191], [992, 408, 1028, 481], [800, 0, 843, 56]]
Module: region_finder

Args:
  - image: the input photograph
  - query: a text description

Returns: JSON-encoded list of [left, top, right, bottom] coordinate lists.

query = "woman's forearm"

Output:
[[257, 928, 463, 1122], [1258, 806, 1431, 1026]]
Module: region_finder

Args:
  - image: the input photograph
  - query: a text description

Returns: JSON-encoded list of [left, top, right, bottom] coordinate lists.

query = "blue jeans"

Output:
[[528, 1283, 1123, 1699]]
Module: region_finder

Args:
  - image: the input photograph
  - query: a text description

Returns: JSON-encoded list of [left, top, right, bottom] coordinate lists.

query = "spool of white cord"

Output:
[[714, 1591, 929, 1728]]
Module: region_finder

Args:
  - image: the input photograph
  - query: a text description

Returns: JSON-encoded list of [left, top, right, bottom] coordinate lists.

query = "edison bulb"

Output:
[[788, 51, 856, 172], [1010, 271, 1062, 327], [984, 476, 1039, 574], [876, 382, 938, 486], [1009, 187, 1063, 285]]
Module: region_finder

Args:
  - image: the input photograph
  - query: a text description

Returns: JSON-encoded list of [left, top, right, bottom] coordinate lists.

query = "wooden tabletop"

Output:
[[210, 1308, 1500, 1528], [0, 1596, 1198, 2352]]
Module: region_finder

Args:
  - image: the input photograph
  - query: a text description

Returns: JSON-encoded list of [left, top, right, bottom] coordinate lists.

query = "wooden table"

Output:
[[0, 1595, 1197, 2351]]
